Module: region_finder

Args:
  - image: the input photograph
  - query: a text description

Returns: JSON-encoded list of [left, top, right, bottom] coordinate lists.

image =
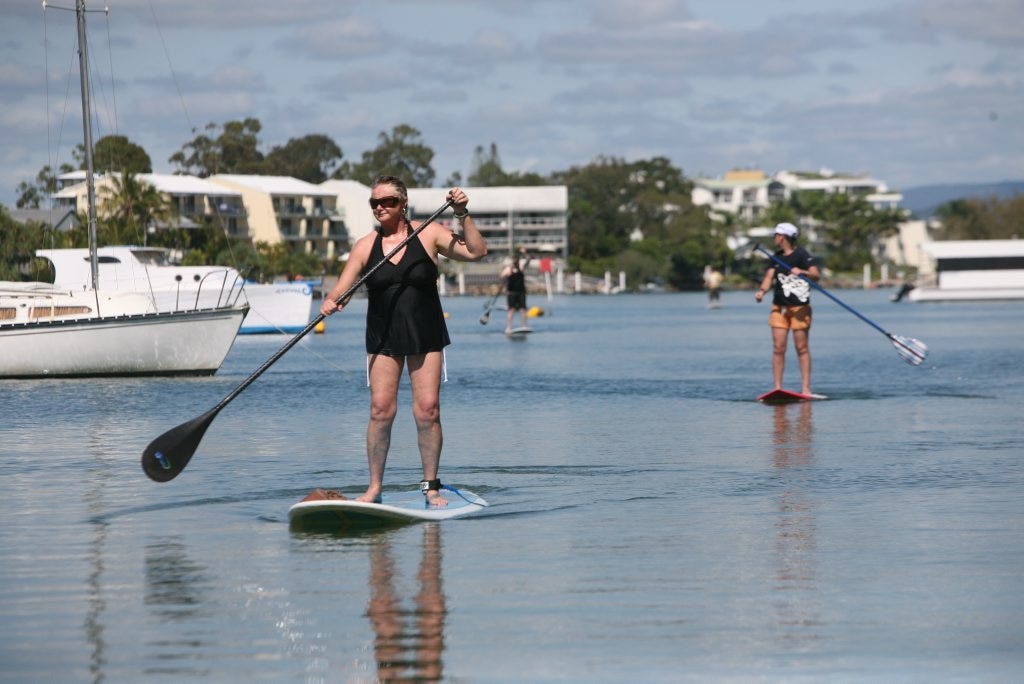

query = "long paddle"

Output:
[[142, 199, 455, 482], [479, 288, 502, 325], [754, 244, 928, 366]]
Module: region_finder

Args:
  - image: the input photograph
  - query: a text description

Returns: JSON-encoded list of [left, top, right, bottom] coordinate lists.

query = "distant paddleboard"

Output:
[[507, 326, 533, 336], [289, 487, 488, 529], [757, 388, 827, 404]]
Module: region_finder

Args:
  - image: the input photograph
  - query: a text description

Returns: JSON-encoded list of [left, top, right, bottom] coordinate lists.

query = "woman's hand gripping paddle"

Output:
[[142, 199, 454, 482], [754, 244, 928, 366]]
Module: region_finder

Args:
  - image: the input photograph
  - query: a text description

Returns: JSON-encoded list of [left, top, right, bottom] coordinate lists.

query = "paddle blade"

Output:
[[891, 334, 928, 366], [141, 407, 220, 482], [479, 311, 490, 325]]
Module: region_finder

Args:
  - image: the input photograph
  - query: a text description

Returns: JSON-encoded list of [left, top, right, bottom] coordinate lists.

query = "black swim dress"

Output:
[[363, 226, 450, 356]]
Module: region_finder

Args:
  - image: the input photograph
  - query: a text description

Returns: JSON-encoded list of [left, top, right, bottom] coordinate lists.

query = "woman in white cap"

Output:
[[754, 222, 821, 395]]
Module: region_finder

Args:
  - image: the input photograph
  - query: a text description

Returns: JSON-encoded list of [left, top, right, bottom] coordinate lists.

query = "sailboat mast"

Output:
[[76, 0, 99, 290]]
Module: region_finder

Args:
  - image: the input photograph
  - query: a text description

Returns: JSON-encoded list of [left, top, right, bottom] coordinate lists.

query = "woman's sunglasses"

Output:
[[369, 196, 402, 210]]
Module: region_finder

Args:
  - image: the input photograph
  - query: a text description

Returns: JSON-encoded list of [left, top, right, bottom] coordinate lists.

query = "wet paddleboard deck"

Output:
[[507, 327, 533, 336], [757, 388, 827, 404], [289, 487, 488, 529]]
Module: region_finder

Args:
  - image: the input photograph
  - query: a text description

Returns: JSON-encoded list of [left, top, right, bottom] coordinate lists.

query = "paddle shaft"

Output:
[[755, 244, 892, 337], [209, 199, 453, 414]]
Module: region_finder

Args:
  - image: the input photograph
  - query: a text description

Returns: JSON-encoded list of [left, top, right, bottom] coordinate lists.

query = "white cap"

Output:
[[774, 222, 798, 238]]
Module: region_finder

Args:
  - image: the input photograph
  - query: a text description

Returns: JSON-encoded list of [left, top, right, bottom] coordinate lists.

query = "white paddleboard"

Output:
[[289, 487, 488, 528], [507, 326, 533, 336]]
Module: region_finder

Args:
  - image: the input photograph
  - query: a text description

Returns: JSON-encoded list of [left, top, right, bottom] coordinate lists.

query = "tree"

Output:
[[0, 206, 39, 279], [468, 143, 506, 186], [552, 156, 635, 262], [551, 156, 724, 288], [262, 134, 343, 183], [98, 172, 175, 245], [169, 118, 264, 177], [16, 164, 74, 209], [934, 195, 1024, 240], [75, 135, 152, 175], [782, 191, 903, 271], [335, 124, 435, 187], [465, 143, 551, 187]]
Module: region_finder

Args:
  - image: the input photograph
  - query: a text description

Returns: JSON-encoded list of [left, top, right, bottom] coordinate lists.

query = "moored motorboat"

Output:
[[37, 245, 312, 334], [907, 240, 1024, 302]]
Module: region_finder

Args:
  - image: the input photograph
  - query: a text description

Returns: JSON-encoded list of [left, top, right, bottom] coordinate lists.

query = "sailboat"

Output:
[[0, 0, 247, 379]]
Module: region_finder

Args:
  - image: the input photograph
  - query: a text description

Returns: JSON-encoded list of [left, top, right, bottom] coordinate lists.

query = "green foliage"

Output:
[[16, 164, 74, 209], [934, 195, 1024, 240], [1, 206, 42, 279], [771, 191, 903, 271], [169, 119, 265, 177], [468, 144, 505, 187], [262, 134, 343, 183], [29, 117, 1009, 290], [554, 156, 727, 289], [76, 135, 153, 175], [98, 171, 175, 244], [333, 124, 436, 188]]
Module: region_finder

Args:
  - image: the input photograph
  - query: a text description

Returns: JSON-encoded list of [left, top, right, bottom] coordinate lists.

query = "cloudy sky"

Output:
[[1, 0, 1021, 207]]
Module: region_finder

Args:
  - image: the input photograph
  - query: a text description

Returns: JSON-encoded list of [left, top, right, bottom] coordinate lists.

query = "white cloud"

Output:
[[2, 0, 1022, 207]]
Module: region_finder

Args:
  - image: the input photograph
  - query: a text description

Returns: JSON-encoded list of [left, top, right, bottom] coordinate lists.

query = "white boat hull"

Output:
[[908, 240, 1024, 302], [0, 284, 246, 378], [238, 282, 313, 334], [0, 308, 246, 378], [907, 287, 1024, 302]]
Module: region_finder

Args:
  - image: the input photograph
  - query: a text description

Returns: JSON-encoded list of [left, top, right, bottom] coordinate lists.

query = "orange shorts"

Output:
[[769, 304, 812, 331]]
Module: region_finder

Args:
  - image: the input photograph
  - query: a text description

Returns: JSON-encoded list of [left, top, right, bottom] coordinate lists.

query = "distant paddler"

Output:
[[500, 246, 531, 334]]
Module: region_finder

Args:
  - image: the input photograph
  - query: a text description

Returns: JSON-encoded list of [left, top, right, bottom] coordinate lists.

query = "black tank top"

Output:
[[363, 225, 450, 355], [507, 268, 526, 294]]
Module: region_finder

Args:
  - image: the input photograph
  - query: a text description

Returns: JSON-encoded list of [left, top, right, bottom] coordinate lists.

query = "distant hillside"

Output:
[[901, 180, 1024, 218]]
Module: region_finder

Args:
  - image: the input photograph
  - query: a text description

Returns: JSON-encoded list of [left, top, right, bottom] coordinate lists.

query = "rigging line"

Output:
[[102, 3, 118, 137], [147, 0, 194, 135], [41, 3, 72, 223], [42, 2, 54, 221]]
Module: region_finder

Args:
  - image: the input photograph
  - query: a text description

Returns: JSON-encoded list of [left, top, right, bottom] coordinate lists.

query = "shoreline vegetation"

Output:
[[8, 121, 1021, 292]]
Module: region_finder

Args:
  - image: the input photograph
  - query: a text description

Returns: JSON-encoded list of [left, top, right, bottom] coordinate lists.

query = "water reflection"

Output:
[[365, 524, 447, 681], [82, 426, 117, 684], [770, 402, 822, 643], [143, 537, 212, 676]]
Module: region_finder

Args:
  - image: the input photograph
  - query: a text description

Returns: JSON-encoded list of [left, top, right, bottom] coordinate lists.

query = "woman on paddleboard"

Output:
[[754, 222, 821, 396], [320, 176, 487, 507], [500, 246, 531, 334]]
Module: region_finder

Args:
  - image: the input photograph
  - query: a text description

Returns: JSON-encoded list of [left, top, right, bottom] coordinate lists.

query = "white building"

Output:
[[690, 169, 783, 223], [52, 171, 246, 235], [210, 175, 346, 259], [692, 168, 903, 222], [52, 171, 348, 259], [320, 182, 569, 260], [406, 185, 569, 260], [50, 172, 567, 269]]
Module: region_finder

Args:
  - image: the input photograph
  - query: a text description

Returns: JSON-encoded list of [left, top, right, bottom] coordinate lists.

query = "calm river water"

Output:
[[1, 290, 1022, 682]]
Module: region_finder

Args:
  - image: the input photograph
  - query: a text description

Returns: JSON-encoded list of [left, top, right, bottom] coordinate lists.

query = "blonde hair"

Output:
[[372, 175, 408, 203]]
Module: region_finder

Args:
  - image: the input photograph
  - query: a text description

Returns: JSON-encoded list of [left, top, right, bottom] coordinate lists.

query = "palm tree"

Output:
[[98, 172, 175, 245]]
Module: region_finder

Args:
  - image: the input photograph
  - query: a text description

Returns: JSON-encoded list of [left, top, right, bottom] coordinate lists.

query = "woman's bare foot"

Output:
[[356, 487, 383, 504]]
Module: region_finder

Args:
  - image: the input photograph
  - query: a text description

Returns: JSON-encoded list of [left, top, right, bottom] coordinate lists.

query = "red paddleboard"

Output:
[[757, 389, 827, 404]]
